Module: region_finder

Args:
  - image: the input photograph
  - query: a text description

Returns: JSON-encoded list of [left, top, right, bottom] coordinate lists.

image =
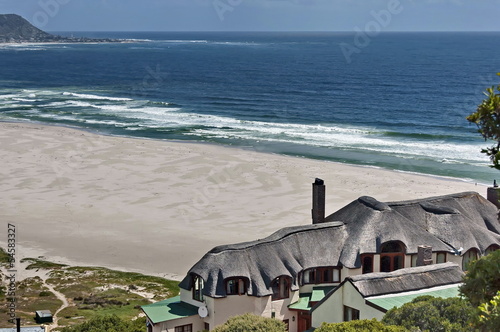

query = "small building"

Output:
[[311, 262, 464, 326], [35, 310, 52, 324]]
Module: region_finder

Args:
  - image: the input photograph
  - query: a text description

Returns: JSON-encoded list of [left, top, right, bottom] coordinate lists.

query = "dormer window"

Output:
[[462, 248, 479, 271], [485, 244, 500, 256], [192, 275, 204, 302], [380, 241, 405, 272], [225, 278, 247, 295], [272, 276, 291, 301], [302, 267, 340, 284]]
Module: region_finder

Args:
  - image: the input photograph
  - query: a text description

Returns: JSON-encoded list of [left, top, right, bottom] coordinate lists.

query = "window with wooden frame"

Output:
[[380, 241, 405, 272], [271, 276, 291, 301], [485, 244, 500, 256], [436, 252, 447, 264], [462, 248, 479, 271], [361, 254, 374, 274], [343, 305, 360, 322], [192, 274, 204, 302], [411, 254, 418, 267], [302, 267, 340, 284], [175, 324, 192, 332], [225, 277, 247, 295]]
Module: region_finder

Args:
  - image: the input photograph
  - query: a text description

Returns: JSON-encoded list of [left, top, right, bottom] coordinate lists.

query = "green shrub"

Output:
[[213, 313, 287, 332], [315, 319, 408, 332], [382, 296, 474, 332], [60, 315, 146, 332]]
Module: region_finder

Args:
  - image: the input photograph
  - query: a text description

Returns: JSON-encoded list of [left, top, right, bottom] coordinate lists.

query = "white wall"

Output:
[[151, 316, 205, 332], [311, 281, 385, 328]]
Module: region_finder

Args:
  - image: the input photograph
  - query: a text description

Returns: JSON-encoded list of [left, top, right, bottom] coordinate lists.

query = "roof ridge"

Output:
[[385, 191, 480, 207], [348, 262, 460, 282], [208, 221, 345, 255]]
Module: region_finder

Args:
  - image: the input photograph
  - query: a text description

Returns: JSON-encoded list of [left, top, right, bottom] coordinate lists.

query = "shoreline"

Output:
[[2, 118, 488, 187], [0, 121, 486, 279]]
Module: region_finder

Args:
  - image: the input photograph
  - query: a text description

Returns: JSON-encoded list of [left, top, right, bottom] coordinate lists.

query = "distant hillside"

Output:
[[0, 14, 119, 43], [0, 14, 55, 42]]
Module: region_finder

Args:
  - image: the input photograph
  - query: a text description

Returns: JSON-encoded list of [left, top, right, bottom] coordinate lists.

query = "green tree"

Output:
[[382, 296, 474, 332], [460, 250, 500, 331], [212, 313, 287, 332], [460, 250, 500, 307], [477, 290, 500, 331], [60, 315, 146, 332], [315, 319, 408, 332], [466, 73, 500, 169]]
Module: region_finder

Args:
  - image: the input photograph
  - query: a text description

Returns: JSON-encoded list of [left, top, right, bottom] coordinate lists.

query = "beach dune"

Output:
[[0, 122, 484, 280]]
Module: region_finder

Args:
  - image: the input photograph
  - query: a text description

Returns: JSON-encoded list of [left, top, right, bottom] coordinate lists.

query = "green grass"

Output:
[[0, 247, 10, 265], [20, 257, 68, 270], [0, 255, 179, 329]]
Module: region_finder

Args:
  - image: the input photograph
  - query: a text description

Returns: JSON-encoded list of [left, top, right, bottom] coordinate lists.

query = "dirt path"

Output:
[[43, 281, 70, 331]]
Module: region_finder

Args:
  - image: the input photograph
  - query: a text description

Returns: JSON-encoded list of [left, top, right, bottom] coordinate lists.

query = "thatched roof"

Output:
[[179, 192, 500, 298], [327, 191, 500, 267], [348, 262, 464, 297], [179, 222, 347, 298]]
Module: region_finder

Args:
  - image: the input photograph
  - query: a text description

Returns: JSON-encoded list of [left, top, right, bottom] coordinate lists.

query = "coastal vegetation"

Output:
[[59, 315, 146, 332], [466, 73, 500, 169], [382, 296, 474, 331], [0, 249, 179, 329]]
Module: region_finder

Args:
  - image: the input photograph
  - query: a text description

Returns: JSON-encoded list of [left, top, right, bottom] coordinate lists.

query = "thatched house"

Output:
[[142, 180, 500, 332]]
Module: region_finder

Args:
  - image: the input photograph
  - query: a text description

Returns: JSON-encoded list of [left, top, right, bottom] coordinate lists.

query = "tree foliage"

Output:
[[382, 296, 474, 332], [60, 315, 146, 332], [460, 250, 500, 307], [315, 319, 408, 332], [466, 73, 500, 169], [211, 313, 287, 332], [477, 290, 500, 331]]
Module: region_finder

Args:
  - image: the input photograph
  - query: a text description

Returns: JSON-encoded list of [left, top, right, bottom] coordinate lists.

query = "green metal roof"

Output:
[[311, 286, 335, 302], [289, 286, 335, 311], [366, 284, 461, 311], [289, 292, 313, 310], [141, 296, 199, 324]]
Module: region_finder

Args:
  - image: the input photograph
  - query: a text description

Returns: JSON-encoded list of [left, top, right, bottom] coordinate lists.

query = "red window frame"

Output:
[[272, 276, 291, 301]]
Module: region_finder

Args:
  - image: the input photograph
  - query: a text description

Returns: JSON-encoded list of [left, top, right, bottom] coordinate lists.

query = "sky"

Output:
[[0, 0, 499, 32]]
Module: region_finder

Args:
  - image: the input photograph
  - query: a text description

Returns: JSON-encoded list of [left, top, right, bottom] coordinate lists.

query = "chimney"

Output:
[[416, 245, 433, 266], [487, 180, 500, 208], [312, 178, 325, 224]]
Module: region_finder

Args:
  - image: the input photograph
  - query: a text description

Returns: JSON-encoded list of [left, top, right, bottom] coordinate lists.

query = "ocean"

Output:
[[1, 31, 500, 184]]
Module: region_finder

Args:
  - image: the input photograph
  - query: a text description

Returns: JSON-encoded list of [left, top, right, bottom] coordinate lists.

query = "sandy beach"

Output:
[[0, 122, 486, 280]]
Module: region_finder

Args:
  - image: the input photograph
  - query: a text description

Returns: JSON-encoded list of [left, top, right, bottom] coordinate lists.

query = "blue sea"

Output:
[[1, 31, 500, 183]]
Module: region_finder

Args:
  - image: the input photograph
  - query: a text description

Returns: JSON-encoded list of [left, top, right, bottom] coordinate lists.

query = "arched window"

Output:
[[485, 244, 500, 256], [301, 267, 340, 284], [380, 241, 405, 272], [225, 277, 247, 295], [361, 254, 374, 274], [462, 248, 479, 271], [271, 276, 291, 301], [192, 274, 204, 302]]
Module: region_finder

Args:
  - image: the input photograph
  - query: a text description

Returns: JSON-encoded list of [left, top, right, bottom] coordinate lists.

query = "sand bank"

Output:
[[0, 122, 486, 280]]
